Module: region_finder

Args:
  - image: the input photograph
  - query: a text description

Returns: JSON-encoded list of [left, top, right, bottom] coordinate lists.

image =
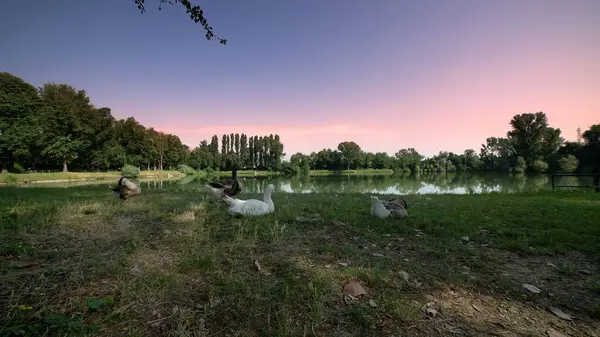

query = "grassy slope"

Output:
[[1, 171, 184, 183], [309, 169, 395, 175], [0, 187, 599, 336]]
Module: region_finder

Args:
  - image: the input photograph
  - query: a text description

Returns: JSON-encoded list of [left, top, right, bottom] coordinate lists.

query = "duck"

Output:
[[222, 183, 275, 216], [370, 195, 408, 219], [111, 177, 142, 201], [206, 169, 241, 199], [380, 197, 408, 210]]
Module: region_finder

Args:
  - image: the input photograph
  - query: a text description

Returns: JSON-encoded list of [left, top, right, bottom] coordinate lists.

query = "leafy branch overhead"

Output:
[[134, 0, 227, 45]]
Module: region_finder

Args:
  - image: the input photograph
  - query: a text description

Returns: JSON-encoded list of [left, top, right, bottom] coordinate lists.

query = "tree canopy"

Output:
[[1, 72, 598, 175]]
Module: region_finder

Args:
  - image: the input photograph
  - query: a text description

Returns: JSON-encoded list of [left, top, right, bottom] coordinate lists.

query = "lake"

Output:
[[12, 172, 597, 195]]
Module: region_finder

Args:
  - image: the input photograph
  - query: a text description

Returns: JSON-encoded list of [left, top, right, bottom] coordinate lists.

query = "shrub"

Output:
[[300, 162, 310, 174], [557, 155, 579, 173], [3, 174, 19, 184], [513, 156, 527, 173], [12, 163, 25, 173], [280, 162, 300, 176], [532, 159, 549, 173], [121, 165, 140, 178], [177, 164, 195, 175]]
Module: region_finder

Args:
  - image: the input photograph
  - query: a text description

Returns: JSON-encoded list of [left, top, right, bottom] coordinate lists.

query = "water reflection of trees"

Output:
[[119, 172, 595, 195]]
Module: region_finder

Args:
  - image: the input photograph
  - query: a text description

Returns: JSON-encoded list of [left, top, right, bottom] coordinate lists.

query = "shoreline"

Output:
[[0, 171, 185, 185]]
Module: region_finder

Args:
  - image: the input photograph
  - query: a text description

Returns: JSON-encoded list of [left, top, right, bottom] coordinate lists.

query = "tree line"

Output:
[[2, 72, 598, 175], [285, 113, 599, 175], [189, 134, 284, 171], [0, 73, 284, 174]]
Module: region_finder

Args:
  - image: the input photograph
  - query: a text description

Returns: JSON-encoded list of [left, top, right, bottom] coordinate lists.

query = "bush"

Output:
[[177, 164, 195, 175], [532, 159, 549, 173], [513, 156, 527, 173], [3, 174, 19, 184], [12, 163, 25, 173], [121, 164, 140, 178], [300, 162, 310, 174], [557, 155, 579, 173], [280, 162, 300, 176]]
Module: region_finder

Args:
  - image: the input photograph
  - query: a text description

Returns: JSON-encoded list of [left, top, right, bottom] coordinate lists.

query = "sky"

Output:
[[1, 0, 599, 159]]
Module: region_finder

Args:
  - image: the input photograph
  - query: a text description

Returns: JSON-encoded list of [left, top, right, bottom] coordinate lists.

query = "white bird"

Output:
[[370, 196, 408, 219], [222, 183, 275, 216]]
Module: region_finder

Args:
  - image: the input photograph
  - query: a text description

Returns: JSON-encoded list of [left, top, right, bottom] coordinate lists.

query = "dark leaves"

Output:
[[134, 0, 227, 45]]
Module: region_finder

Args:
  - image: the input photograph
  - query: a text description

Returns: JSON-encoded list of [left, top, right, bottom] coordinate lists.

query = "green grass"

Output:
[[309, 169, 395, 175], [0, 170, 184, 184], [218, 170, 280, 177], [1, 187, 599, 336]]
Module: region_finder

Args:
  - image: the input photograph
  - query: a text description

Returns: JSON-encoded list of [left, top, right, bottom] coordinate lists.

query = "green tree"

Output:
[[209, 135, 220, 169], [579, 124, 600, 172], [372, 152, 391, 169], [240, 134, 248, 168], [582, 124, 600, 145], [507, 112, 563, 168], [480, 137, 514, 171], [221, 134, 228, 170], [337, 141, 362, 169], [38, 83, 97, 172], [0, 72, 44, 172]]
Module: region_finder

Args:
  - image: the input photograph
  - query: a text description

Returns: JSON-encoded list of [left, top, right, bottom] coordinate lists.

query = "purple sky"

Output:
[[2, 0, 599, 158]]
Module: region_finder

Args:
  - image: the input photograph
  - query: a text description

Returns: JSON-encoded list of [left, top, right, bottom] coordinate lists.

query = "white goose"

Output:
[[222, 183, 275, 216], [370, 196, 408, 219]]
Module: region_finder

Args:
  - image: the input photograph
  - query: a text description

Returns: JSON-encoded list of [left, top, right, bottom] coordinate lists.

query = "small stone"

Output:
[[546, 328, 567, 337], [426, 308, 437, 318], [522, 283, 541, 294], [343, 281, 367, 297], [548, 307, 573, 321]]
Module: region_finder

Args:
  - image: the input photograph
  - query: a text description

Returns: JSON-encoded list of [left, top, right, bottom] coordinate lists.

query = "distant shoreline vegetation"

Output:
[[1, 72, 599, 179]]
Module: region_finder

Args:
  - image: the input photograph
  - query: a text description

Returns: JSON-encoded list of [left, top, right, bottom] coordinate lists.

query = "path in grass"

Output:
[[1, 187, 599, 336]]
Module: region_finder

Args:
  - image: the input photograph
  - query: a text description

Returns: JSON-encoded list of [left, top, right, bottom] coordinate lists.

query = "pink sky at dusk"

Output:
[[2, 0, 599, 159]]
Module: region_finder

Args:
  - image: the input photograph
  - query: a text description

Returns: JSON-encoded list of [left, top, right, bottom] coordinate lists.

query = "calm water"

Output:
[[17, 172, 597, 195]]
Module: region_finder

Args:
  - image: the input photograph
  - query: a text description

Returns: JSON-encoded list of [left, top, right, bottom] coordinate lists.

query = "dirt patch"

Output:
[[126, 246, 182, 277], [422, 287, 599, 336], [482, 249, 600, 323]]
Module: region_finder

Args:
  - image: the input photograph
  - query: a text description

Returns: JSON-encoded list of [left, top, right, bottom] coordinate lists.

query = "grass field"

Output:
[[0, 186, 599, 336], [308, 169, 395, 176], [216, 169, 395, 177], [217, 170, 280, 177], [0, 171, 185, 184]]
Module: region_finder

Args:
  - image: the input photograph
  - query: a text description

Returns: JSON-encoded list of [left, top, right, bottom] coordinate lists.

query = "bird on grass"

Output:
[[370, 196, 408, 219], [206, 169, 241, 199], [222, 183, 275, 216], [381, 197, 408, 210], [111, 177, 141, 201]]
